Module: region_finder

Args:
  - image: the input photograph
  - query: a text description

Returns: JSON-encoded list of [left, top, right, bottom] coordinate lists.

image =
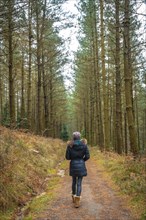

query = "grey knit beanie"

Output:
[[72, 131, 81, 140]]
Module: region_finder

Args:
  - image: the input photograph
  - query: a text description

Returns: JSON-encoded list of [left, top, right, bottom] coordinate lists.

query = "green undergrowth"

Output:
[[23, 176, 61, 220], [59, 159, 68, 170], [91, 148, 146, 219], [0, 126, 67, 219]]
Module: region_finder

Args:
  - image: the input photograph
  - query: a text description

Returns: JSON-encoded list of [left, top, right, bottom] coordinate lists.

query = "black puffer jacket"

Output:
[[65, 140, 90, 177]]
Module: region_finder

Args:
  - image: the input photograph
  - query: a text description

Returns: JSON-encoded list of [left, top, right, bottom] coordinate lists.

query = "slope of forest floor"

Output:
[[91, 149, 146, 220], [0, 127, 145, 220], [0, 126, 66, 220]]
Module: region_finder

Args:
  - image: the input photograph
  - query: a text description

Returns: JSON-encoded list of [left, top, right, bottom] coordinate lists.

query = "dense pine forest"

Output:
[[0, 0, 146, 219], [0, 0, 145, 153], [0, 0, 146, 155]]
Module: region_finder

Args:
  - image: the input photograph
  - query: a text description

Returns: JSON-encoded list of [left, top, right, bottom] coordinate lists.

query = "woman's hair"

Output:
[[72, 131, 81, 140]]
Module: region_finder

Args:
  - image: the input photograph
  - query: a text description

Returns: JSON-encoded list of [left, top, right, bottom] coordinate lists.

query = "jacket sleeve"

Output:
[[83, 145, 90, 161], [65, 146, 71, 160]]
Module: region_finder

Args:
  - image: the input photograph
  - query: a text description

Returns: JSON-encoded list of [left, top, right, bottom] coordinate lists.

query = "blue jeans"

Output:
[[72, 176, 83, 196]]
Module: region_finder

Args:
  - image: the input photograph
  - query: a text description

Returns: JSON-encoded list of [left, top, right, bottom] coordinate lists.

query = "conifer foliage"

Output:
[[0, 0, 68, 138]]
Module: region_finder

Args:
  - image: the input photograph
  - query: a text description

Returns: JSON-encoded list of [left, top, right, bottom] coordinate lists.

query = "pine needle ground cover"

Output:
[[92, 148, 146, 220], [0, 126, 66, 219]]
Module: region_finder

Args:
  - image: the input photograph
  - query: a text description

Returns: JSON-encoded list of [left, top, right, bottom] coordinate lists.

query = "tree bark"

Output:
[[115, 0, 123, 154], [8, 0, 15, 127], [0, 42, 2, 123], [93, 0, 104, 149], [42, 55, 49, 137], [123, 0, 138, 156], [0, 73, 2, 124], [36, 1, 42, 134], [21, 51, 25, 121], [27, 0, 32, 129], [124, 112, 128, 155], [100, 0, 110, 150]]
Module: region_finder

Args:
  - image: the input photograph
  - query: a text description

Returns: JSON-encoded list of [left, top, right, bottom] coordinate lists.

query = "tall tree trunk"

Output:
[[36, 2, 41, 134], [100, 0, 110, 150], [142, 109, 146, 151], [115, 0, 123, 154], [21, 51, 25, 122], [42, 55, 49, 137], [135, 85, 140, 150], [0, 39, 2, 123], [49, 74, 53, 137], [123, 0, 138, 156], [8, 0, 15, 126], [0, 74, 2, 124], [0, 51, 2, 123], [16, 87, 19, 124], [112, 90, 116, 151], [86, 84, 90, 142], [41, 0, 48, 136], [89, 0, 96, 146], [27, 0, 32, 129], [93, 0, 104, 149], [36, 0, 47, 134], [124, 112, 128, 155], [89, 82, 94, 146]]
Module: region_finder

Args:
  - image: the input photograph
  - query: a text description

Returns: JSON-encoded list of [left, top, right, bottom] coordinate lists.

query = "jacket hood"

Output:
[[72, 140, 84, 150]]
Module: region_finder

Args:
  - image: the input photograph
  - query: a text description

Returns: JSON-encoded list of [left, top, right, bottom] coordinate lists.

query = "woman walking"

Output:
[[65, 131, 90, 208]]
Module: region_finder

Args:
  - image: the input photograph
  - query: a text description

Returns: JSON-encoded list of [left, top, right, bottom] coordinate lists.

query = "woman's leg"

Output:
[[72, 176, 76, 195], [76, 176, 83, 196]]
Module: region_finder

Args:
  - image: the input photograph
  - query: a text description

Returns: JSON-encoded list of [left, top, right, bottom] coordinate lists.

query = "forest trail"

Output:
[[35, 159, 136, 220]]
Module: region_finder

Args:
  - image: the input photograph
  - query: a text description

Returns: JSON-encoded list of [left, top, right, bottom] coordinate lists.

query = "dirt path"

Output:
[[36, 160, 136, 220]]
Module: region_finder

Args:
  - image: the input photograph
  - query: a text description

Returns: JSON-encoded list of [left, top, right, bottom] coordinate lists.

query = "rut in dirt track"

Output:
[[36, 160, 136, 220]]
